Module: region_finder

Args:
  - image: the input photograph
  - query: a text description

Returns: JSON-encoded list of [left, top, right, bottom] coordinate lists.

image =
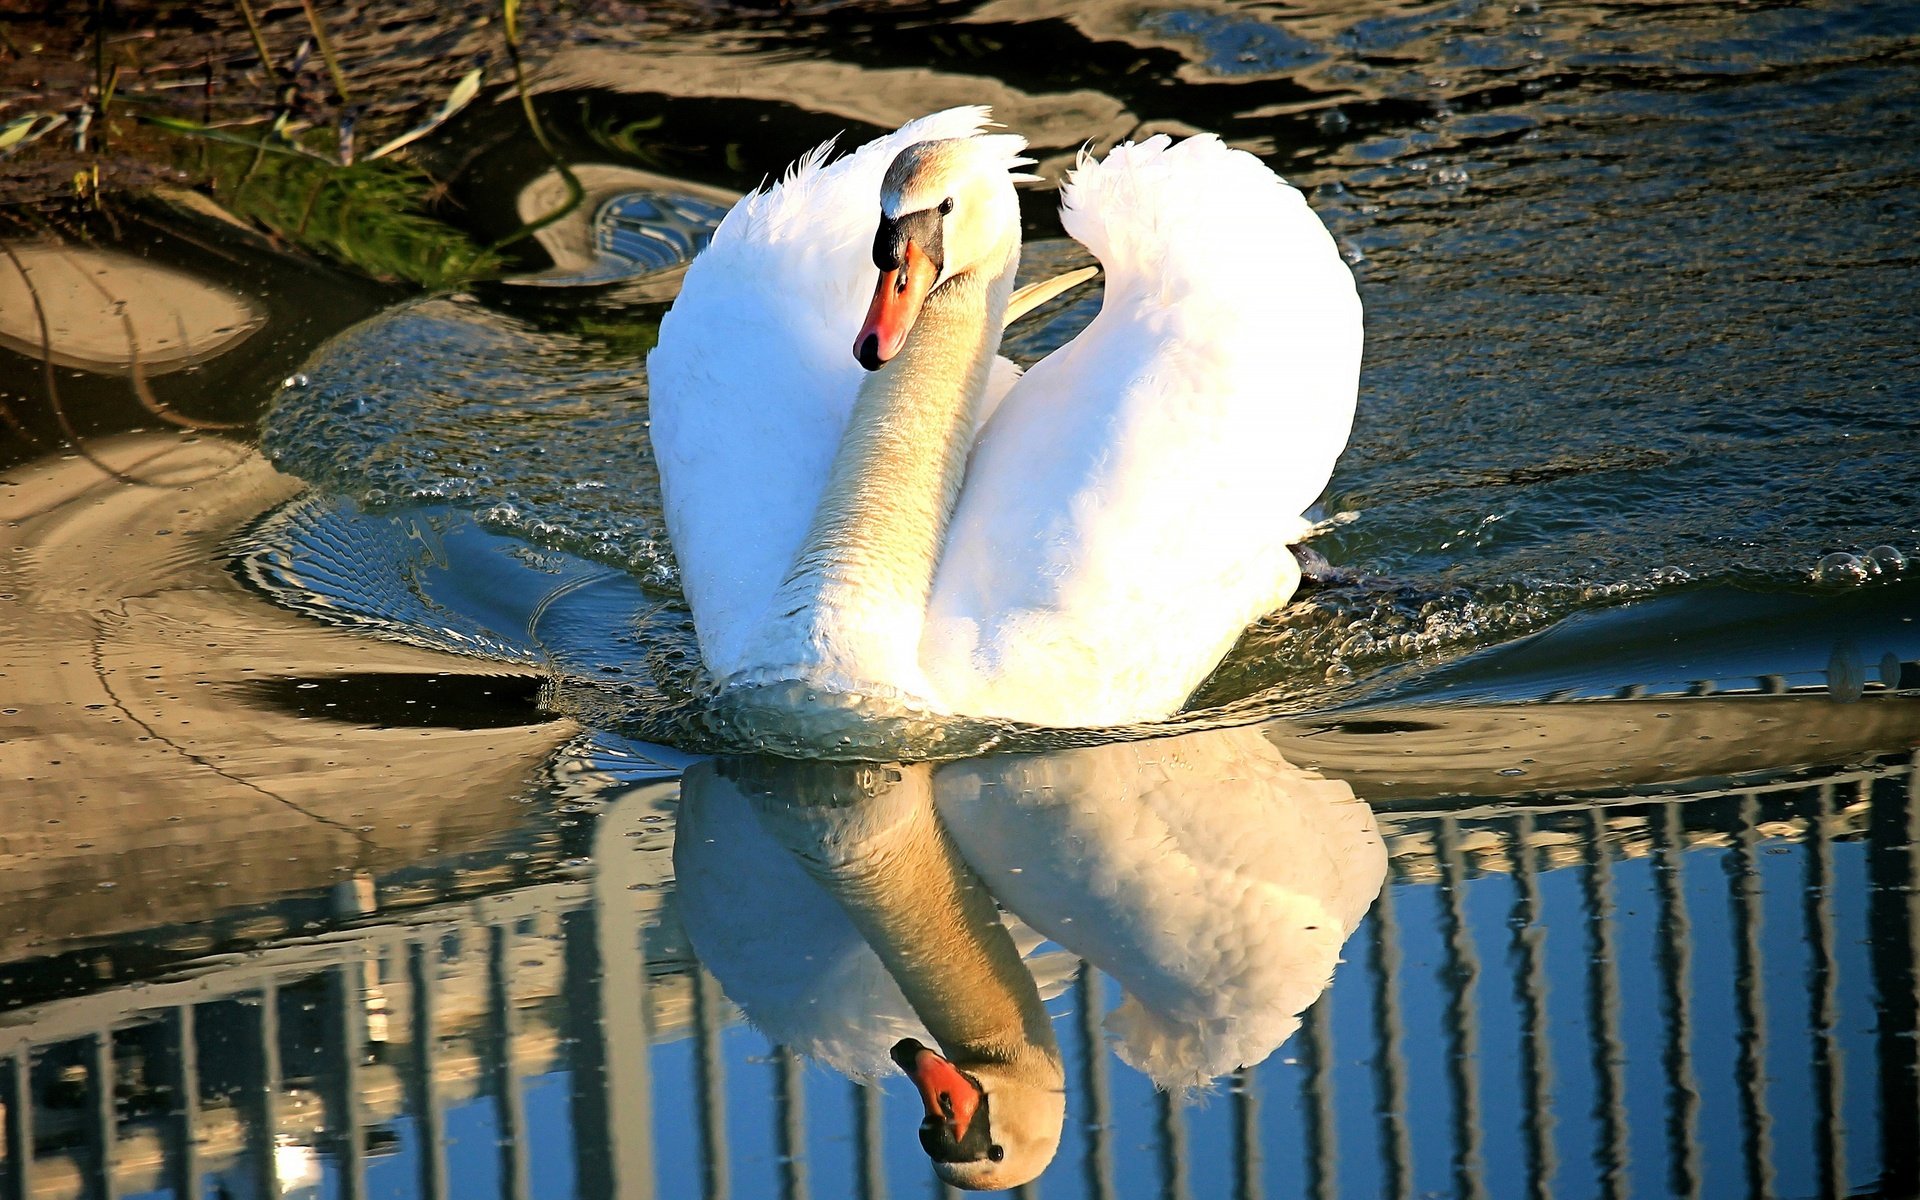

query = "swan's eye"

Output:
[[939, 197, 955, 216], [988, 1145, 1004, 1162]]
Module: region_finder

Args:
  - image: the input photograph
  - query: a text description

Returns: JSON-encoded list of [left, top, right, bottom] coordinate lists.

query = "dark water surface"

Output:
[[2, 0, 1919, 1196]]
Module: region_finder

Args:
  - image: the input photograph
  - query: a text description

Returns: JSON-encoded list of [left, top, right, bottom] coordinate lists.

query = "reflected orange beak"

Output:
[[855, 241, 937, 371], [892, 1039, 982, 1142]]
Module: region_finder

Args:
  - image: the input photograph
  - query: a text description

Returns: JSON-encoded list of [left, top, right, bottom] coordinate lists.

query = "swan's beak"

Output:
[[856, 241, 937, 371], [892, 1038, 989, 1157]]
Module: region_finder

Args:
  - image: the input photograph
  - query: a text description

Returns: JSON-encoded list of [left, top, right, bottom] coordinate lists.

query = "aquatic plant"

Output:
[[177, 127, 505, 288]]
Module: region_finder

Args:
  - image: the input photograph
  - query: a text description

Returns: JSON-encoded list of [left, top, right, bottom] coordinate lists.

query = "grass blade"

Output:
[[367, 68, 482, 160]]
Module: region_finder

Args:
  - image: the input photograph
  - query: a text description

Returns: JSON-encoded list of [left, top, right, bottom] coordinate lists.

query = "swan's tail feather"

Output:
[[1003, 265, 1099, 328]]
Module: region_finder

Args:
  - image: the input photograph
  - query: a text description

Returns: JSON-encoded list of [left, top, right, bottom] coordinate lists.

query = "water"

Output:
[[2, 0, 1919, 1195]]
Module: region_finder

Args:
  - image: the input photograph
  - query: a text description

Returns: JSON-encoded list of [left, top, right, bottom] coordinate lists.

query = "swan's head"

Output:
[[856, 134, 1031, 370], [892, 1037, 1065, 1191]]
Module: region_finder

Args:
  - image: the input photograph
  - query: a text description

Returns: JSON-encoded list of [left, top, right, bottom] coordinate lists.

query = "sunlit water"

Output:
[[2, 0, 1919, 1196], [249, 0, 1920, 739]]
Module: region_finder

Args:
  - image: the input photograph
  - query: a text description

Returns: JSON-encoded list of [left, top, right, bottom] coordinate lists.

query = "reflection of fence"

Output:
[[2, 759, 1916, 1200], [1344, 759, 1914, 1200], [0, 876, 612, 1200]]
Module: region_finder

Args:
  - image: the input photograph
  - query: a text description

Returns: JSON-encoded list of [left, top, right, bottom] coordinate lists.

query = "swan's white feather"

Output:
[[647, 106, 1004, 679], [923, 134, 1362, 726]]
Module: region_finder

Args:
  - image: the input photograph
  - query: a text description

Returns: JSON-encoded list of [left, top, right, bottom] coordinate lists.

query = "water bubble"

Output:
[[1813, 552, 1870, 585], [1815, 547, 1908, 585], [282, 373, 309, 389]]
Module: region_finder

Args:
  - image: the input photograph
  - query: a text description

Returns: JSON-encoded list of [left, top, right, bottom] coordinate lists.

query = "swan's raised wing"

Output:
[[648, 107, 1000, 679], [923, 135, 1363, 726]]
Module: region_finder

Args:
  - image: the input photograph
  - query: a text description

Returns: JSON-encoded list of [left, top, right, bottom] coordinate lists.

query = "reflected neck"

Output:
[[766, 763, 1058, 1067]]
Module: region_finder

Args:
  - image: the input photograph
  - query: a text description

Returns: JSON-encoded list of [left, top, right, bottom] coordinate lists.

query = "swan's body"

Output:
[[648, 108, 1361, 730]]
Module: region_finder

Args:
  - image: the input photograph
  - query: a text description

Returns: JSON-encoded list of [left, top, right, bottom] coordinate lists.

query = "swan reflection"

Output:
[[676, 725, 1386, 1190]]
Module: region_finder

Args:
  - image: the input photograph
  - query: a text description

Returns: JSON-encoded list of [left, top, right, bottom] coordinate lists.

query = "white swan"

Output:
[[648, 107, 1361, 732]]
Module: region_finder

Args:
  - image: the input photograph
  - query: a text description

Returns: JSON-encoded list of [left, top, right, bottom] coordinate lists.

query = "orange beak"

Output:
[[892, 1039, 982, 1142], [855, 241, 937, 371]]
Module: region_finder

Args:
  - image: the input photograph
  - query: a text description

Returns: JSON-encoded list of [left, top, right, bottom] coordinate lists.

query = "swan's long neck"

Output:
[[742, 255, 1016, 698]]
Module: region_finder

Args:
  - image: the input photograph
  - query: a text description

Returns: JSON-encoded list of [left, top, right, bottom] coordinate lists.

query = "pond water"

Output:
[[2, 0, 1918, 1196]]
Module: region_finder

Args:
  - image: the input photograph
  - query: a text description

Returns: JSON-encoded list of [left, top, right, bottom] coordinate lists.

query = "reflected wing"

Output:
[[647, 107, 1000, 678], [924, 135, 1363, 726], [934, 726, 1386, 1090]]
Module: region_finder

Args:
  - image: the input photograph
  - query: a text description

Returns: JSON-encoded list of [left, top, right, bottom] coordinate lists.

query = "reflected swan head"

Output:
[[892, 1037, 1065, 1191]]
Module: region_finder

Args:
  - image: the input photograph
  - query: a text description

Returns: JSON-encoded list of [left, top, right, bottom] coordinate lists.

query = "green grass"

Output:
[[180, 126, 504, 287]]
